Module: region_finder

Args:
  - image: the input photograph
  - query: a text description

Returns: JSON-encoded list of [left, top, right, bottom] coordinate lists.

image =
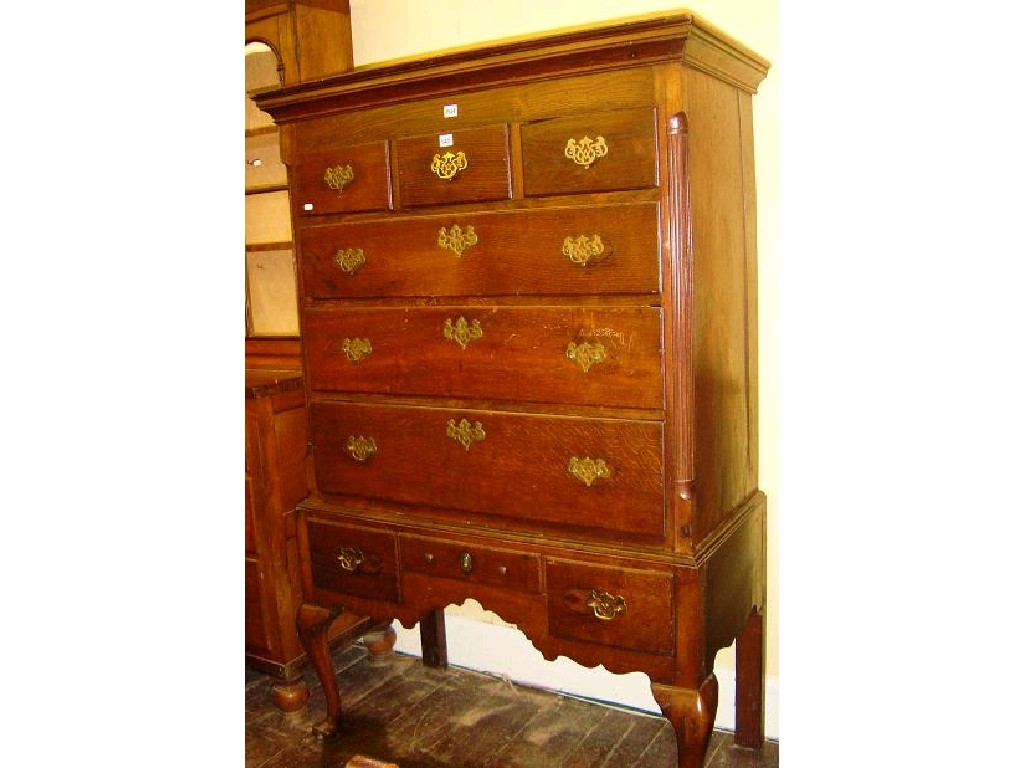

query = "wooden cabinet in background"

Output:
[[257, 10, 770, 765], [244, 346, 309, 709], [244, 0, 353, 87], [245, 341, 389, 710]]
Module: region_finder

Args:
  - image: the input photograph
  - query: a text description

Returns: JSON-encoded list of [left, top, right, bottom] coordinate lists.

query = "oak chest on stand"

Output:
[[256, 10, 770, 766]]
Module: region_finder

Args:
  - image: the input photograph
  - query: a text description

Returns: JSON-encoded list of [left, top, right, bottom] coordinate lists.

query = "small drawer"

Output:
[[245, 132, 287, 190], [546, 559, 673, 655], [521, 107, 658, 197], [299, 201, 660, 299], [401, 536, 541, 594], [306, 519, 399, 602], [395, 124, 511, 208], [292, 141, 391, 216]]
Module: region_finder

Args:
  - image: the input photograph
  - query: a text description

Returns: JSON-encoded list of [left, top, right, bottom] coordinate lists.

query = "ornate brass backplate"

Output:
[[443, 316, 483, 350], [568, 456, 611, 486], [437, 224, 478, 257], [586, 589, 626, 621], [562, 234, 605, 266], [566, 341, 607, 373], [431, 151, 468, 180], [346, 435, 377, 462], [335, 248, 366, 274], [336, 547, 364, 572], [341, 337, 372, 363], [324, 164, 354, 193], [564, 136, 608, 169], [446, 418, 485, 451]]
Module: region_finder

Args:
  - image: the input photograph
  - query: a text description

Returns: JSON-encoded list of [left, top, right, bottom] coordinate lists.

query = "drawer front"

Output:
[[292, 141, 391, 216], [395, 124, 511, 207], [546, 559, 673, 655], [306, 519, 400, 602], [400, 535, 541, 594], [299, 201, 660, 298], [304, 305, 663, 409], [311, 402, 665, 539], [521, 107, 658, 197]]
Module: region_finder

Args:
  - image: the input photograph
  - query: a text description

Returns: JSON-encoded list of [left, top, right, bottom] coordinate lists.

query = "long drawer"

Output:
[[311, 402, 665, 540], [299, 201, 660, 298], [304, 305, 663, 409]]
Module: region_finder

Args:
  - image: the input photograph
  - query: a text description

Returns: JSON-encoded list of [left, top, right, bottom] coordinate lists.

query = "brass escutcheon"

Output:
[[568, 456, 611, 486], [443, 316, 483, 350], [324, 164, 354, 193], [459, 552, 474, 574], [437, 224, 478, 257], [563, 234, 605, 266], [342, 337, 372, 363], [586, 589, 626, 621], [335, 248, 366, 274], [337, 547, 364, 572], [347, 435, 377, 462], [566, 341, 607, 373], [446, 418, 485, 451], [431, 151, 468, 180], [564, 136, 608, 168]]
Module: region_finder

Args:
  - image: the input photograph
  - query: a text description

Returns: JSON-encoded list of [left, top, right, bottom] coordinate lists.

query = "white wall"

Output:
[[347, 0, 779, 739]]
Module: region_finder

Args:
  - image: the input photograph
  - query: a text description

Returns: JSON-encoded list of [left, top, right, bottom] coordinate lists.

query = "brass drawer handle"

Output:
[[335, 248, 366, 275], [431, 150, 468, 180], [437, 224, 478, 257], [563, 234, 604, 266], [568, 456, 611, 486], [443, 316, 483, 350], [566, 341, 606, 373], [564, 136, 608, 169], [587, 589, 626, 621], [342, 337, 372, 363], [347, 435, 377, 462], [446, 418, 485, 451], [337, 547, 364, 572], [324, 164, 354, 194]]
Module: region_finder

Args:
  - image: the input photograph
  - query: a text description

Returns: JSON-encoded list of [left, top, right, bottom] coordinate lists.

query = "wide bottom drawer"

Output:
[[311, 401, 665, 540]]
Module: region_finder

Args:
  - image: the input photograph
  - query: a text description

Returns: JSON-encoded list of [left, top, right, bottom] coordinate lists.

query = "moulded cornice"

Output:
[[253, 10, 770, 123]]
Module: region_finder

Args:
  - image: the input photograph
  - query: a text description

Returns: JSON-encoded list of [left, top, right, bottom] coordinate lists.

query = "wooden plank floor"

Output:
[[246, 643, 779, 768]]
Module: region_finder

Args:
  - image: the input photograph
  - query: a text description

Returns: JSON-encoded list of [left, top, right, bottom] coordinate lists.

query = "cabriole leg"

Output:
[[296, 603, 343, 738], [652, 675, 719, 768]]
